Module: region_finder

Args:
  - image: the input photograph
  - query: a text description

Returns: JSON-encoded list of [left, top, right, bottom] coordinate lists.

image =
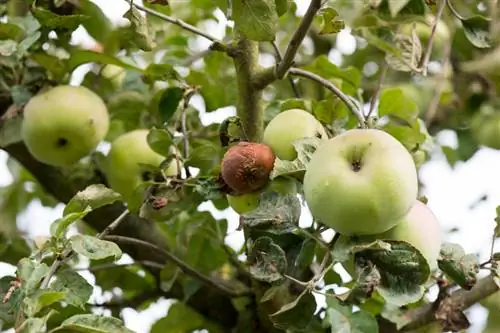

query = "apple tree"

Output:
[[0, 0, 499, 332]]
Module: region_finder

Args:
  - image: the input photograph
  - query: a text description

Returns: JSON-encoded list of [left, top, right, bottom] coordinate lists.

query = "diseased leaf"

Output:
[[52, 270, 93, 308], [17, 259, 49, 295], [70, 235, 122, 261], [269, 291, 316, 330], [49, 314, 135, 333], [23, 290, 67, 317], [271, 137, 323, 179], [325, 302, 378, 333], [233, 0, 278, 41], [438, 243, 479, 290], [123, 6, 156, 51], [461, 16, 491, 48], [64, 184, 122, 216], [317, 8, 345, 35], [248, 236, 287, 282], [385, 31, 422, 72]]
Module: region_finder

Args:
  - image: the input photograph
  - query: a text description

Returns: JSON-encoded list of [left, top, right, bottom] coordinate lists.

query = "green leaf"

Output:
[[32, 7, 88, 30], [269, 291, 316, 330], [151, 302, 222, 333], [312, 96, 349, 125], [325, 306, 378, 333], [186, 138, 222, 172], [67, 49, 142, 73], [49, 314, 134, 333], [70, 235, 122, 261], [248, 236, 287, 283], [50, 207, 92, 238], [23, 290, 67, 317], [461, 16, 491, 48], [144, 63, 179, 81], [233, 0, 278, 41], [303, 55, 361, 92], [388, 0, 410, 17], [17, 317, 47, 333], [241, 191, 301, 234], [317, 8, 345, 35], [275, 0, 289, 16], [0, 22, 25, 40], [147, 128, 174, 157], [159, 261, 180, 293], [76, 0, 113, 43], [52, 270, 93, 308], [17, 259, 50, 295], [271, 137, 323, 179], [378, 87, 419, 121], [438, 242, 479, 290], [123, 6, 156, 51], [156, 87, 183, 123], [64, 184, 122, 216], [0, 108, 23, 147]]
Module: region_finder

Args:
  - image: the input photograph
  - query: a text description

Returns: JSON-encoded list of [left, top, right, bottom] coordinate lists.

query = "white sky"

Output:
[[1, 1, 499, 332]]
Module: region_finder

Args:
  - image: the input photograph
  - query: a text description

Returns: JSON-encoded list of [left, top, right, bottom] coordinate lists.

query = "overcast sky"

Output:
[[1, 1, 499, 332]]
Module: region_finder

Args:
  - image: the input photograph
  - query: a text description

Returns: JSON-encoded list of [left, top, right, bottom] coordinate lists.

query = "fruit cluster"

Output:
[[220, 108, 442, 272]]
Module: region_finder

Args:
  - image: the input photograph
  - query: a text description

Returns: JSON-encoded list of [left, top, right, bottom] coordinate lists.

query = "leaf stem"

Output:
[[104, 235, 252, 298], [288, 67, 366, 127], [124, 0, 222, 43], [418, 0, 447, 75]]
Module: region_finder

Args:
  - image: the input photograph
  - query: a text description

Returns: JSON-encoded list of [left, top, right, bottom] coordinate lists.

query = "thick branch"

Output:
[[401, 275, 499, 331], [3, 142, 239, 329], [275, 0, 322, 79], [232, 38, 264, 141]]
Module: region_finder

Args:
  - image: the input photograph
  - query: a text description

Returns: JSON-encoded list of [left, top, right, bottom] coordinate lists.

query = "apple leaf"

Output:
[[0, 276, 23, 324], [241, 191, 301, 234], [0, 22, 25, 40], [150, 302, 218, 333], [461, 16, 491, 48], [186, 138, 222, 172], [23, 290, 67, 317], [325, 301, 378, 333], [280, 98, 312, 112], [147, 128, 174, 157], [48, 314, 135, 333], [388, 0, 410, 17], [317, 8, 345, 35], [0, 108, 23, 148], [32, 7, 88, 30], [275, 0, 289, 16], [378, 87, 419, 121], [248, 236, 287, 283], [385, 31, 422, 72], [70, 235, 122, 261], [270, 137, 322, 180], [438, 242, 479, 290], [17, 259, 50, 295], [50, 207, 92, 238], [51, 270, 93, 309], [76, 0, 113, 43], [232, 0, 278, 41], [269, 291, 316, 330], [64, 184, 122, 216], [155, 87, 184, 123], [122, 6, 156, 51], [159, 261, 180, 293], [303, 55, 361, 93]]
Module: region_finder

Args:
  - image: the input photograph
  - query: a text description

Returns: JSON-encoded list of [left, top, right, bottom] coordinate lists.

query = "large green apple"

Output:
[[471, 111, 500, 150], [263, 108, 328, 161], [21, 85, 109, 167], [106, 129, 180, 203], [303, 129, 418, 236], [227, 177, 298, 214]]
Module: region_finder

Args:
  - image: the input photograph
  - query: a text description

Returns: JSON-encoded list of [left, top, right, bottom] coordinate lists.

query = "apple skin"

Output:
[[303, 129, 418, 236], [471, 112, 500, 150], [106, 129, 179, 203], [227, 177, 298, 214], [263, 108, 328, 161], [21, 85, 109, 167], [101, 64, 126, 87]]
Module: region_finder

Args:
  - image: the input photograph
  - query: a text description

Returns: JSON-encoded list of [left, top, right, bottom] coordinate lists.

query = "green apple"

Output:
[[106, 129, 180, 203], [263, 108, 328, 161], [101, 64, 126, 87], [471, 112, 500, 150], [303, 128, 418, 236], [227, 177, 298, 214], [21, 85, 109, 167]]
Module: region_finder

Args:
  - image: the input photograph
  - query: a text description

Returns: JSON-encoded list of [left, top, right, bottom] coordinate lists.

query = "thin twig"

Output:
[[271, 41, 300, 98], [275, 0, 323, 79], [104, 235, 252, 298], [419, 0, 447, 75], [288, 67, 366, 127], [73, 260, 165, 272], [367, 62, 388, 118], [180, 89, 194, 178], [124, 0, 222, 43], [40, 209, 130, 289]]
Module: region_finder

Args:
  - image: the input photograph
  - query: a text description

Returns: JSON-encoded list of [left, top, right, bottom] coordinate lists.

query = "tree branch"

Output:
[[104, 235, 252, 298], [418, 0, 447, 76], [401, 275, 499, 331], [271, 42, 300, 98], [288, 67, 366, 126], [275, 0, 322, 80], [124, 0, 223, 44], [232, 37, 264, 141]]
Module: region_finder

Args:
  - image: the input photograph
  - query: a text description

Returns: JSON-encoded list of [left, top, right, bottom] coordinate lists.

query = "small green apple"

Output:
[[101, 64, 126, 88], [303, 129, 418, 236], [263, 108, 328, 161], [21, 85, 109, 167], [471, 111, 500, 150], [106, 129, 180, 203]]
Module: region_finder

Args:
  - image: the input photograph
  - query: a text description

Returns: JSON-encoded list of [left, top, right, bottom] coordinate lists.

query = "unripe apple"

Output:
[[263, 108, 328, 161], [471, 112, 500, 150], [303, 129, 418, 236], [21, 85, 109, 167], [101, 64, 126, 88], [221, 142, 275, 194], [106, 129, 180, 204]]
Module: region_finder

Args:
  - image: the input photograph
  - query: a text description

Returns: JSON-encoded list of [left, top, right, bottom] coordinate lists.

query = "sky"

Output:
[[1, 0, 500, 332]]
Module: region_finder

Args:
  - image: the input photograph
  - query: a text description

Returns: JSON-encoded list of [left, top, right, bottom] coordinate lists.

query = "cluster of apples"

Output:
[[21, 85, 179, 203], [221, 108, 442, 272]]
